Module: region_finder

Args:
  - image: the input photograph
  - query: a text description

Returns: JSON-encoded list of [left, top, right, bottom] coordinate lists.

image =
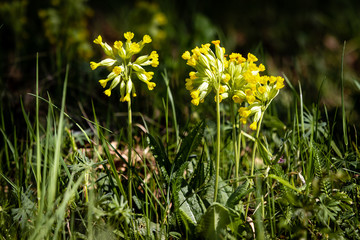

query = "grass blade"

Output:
[[341, 41, 348, 149]]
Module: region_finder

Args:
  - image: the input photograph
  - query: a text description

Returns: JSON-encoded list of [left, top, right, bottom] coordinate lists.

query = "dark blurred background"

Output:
[[1, 0, 360, 136]]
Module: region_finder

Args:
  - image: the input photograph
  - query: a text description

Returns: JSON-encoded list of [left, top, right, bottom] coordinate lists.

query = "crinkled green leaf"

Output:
[[196, 202, 230, 240]]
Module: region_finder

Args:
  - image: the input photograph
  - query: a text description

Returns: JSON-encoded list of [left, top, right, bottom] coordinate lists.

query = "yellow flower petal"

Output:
[[99, 79, 108, 88], [211, 40, 220, 46], [191, 98, 200, 106], [247, 53, 258, 62], [143, 35, 152, 43], [114, 40, 123, 49], [124, 32, 134, 41], [104, 89, 111, 96], [258, 86, 266, 94], [147, 82, 156, 90], [182, 51, 191, 60], [90, 61, 99, 70], [250, 121, 257, 130], [246, 95, 255, 104], [190, 90, 200, 99], [93, 35, 102, 44], [112, 66, 122, 75]]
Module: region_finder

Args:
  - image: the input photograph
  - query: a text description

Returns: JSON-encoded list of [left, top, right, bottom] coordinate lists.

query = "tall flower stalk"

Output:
[[90, 32, 159, 209]]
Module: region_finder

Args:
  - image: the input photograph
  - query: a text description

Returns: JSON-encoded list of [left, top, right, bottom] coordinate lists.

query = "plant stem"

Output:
[[35, 53, 42, 212], [250, 116, 263, 177], [214, 87, 221, 202], [230, 102, 239, 187], [128, 97, 133, 209], [245, 110, 265, 219]]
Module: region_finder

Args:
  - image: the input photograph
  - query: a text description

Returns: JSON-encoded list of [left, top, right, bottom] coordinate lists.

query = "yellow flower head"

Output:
[[191, 98, 200, 106], [121, 93, 131, 102], [187, 57, 197, 67], [224, 73, 230, 83], [258, 86, 266, 94], [124, 32, 134, 41], [114, 41, 123, 49], [143, 35, 152, 43], [112, 66, 122, 75], [182, 51, 191, 60], [91, 32, 159, 99], [130, 42, 140, 53], [214, 95, 223, 103], [99, 79, 108, 88], [276, 77, 285, 89], [246, 95, 256, 104], [90, 61, 99, 70], [146, 82, 156, 90], [219, 85, 226, 94], [104, 89, 111, 96], [211, 40, 220, 46], [189, 71, 197, 80], [247, 53, 258, 62], [150, 51, 159, 59], [190, 90, 200, 99], [250, 121, 257, 130], [232, 95, 243, 103], [259, 64, 266, 72], [93, 35, 102, 45]]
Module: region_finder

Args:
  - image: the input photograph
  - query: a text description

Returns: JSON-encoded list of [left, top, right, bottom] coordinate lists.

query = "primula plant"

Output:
[[90, 32, 159, 100], [182, 40, 285, 200], [90, 32, 159, 208]]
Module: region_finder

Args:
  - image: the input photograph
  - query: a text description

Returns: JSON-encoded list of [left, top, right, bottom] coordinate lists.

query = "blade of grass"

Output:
[[162, 69, 179, 147], [341, 41, 348, 150], [48, 64, 69, 206], [35, 52, 42, 212], [0, 104, 10, 170]]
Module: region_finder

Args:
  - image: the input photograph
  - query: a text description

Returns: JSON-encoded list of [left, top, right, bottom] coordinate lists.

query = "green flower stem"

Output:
[[230, 102, 239, 187], [128, 97, 133, 209], [214, 87, 221, 202], [245, 110, 265, 219]]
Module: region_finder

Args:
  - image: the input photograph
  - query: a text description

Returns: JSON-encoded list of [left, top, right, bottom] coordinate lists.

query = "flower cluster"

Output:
[[182, 40, 284, 130], [90, 32, 159, 102]]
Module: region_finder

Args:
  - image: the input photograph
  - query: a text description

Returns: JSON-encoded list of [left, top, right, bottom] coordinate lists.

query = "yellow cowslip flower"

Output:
[[93, 35, 102, 45], [124, 32, 134, 41], [130, 42, 141, 54], [146, 82, 156, 90], [90, 62, 98, 70], [258, 85, 267, 94], [104, 89, 111, 96], [232, 95, 244, 104], [113, 66, 122, 75], [214, 95, 223, 103], [143, 35, 152, 43], [249, 121, 257, 130], [90, 58, 116, 70], [211, 40, 220, 46], [183, 41, 285, 131], [90, 33, 159, 101], [182, 40, 228, 106], [246, 95, 255, 104], [114, 40, 123, 49], [276, 77, 285, 89], [99, 79, 109, 88], [121, 93, 131, 102], [185, 78, 193, 90], [247, 53, 258, 62], [182, 51, 191, 60], [187, 57, 197, 67]]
